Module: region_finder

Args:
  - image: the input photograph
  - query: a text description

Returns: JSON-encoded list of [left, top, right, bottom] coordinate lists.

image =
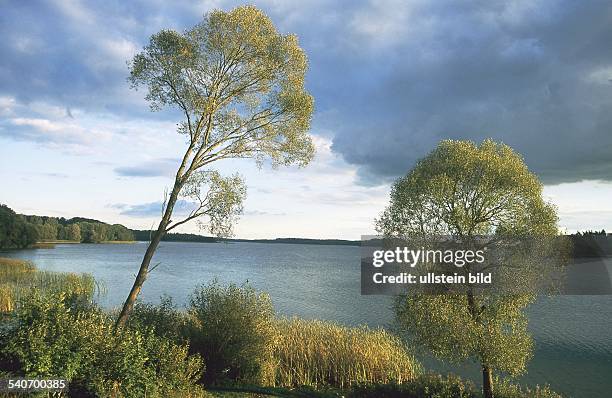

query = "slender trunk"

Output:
[[482, 364, 494, 398], [115, 184, 181, 328], [114, 229, 164, 328], [468, 290, 494, 398]]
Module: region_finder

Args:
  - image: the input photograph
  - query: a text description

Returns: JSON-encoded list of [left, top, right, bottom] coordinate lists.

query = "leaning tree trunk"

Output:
[[115, 184, 181, 328], [482, 364, 494, 398]]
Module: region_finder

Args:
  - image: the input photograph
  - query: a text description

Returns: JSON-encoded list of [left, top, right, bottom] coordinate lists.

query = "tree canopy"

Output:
[[0, 204, 133, 248], [129, 5, 314, 169], [0, 205, 38, 249], [377, 139, 566, 398], [117, 5, 315, 326]]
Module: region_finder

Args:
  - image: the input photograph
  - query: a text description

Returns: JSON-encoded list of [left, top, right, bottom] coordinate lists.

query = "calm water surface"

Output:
[[2, 242, 611, 398]]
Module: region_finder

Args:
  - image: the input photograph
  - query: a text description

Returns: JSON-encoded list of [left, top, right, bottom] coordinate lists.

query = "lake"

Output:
[[2, 242, 611, 397]]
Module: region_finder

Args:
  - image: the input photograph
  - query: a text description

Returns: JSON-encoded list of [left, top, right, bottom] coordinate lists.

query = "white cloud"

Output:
[[348, 0, 415, 48], [586, 66, 612, 85], [0, 96, 16, 116], [49, 0, 95, 26], [91, 37, 139, 71]]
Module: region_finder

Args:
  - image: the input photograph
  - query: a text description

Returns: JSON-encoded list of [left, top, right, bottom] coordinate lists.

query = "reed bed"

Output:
[[273, 318, 420, 389], [0, 257, 98, 312]]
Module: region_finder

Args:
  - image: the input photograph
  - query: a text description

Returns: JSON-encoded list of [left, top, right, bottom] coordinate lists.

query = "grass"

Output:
[[0, 257, 98, 312], [273, 318, 419, 389]]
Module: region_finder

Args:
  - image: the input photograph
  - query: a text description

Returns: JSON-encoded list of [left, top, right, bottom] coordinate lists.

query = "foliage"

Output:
[[0, 204, 38, 249], [569, 232, 612, 257], [0, 291, 204, 397], [274, 318, 419, 389], [132, 230, 217, 242], [377, 139, 558, 238], [25, 213, 134, 243], [125, 3, 315, 240], [0, 257, 96, 313], [0, 268, 563, 397], [0, 204, 134, 245], [130, 5, 314, 168], [376, 139, 565, 396], [172, 170, 247, 238], [117, 4, 317, 325], [348, 375, 562, 398], [186, 281, 277, 385], [396, 294, 535, 376], [128, 283, 420, 390], [349, 374, 477, 398], [77, 222, 133, 243], [494, 378, 563, 398], [128, 295, 188, 342]]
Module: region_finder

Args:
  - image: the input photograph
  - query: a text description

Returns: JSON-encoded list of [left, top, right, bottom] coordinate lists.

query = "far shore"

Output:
[[32, 240, 138, 247]]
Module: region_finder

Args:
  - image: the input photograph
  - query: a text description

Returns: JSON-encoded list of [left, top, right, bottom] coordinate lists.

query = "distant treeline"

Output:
[[570, 230, 612, 257], [132, 230, 217, 243], [4, 203, 612, 255], [227, 237, 361, 246], [0, 204, 134, 249], [131, 233, 360, 246]]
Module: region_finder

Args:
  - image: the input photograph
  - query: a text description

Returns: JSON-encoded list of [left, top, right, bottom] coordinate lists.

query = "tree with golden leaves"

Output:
[[116, 6, 314, 327]]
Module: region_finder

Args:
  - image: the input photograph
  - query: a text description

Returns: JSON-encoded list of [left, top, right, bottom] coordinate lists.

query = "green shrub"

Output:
[[494, 378, 563, 398], [1, 291, 204, 397], [128, 295, 187, 342], [349, 374, 477, 397], [274, 318, 419, 389], [187, 281, 277, 385], [348, 375, 564, 398]]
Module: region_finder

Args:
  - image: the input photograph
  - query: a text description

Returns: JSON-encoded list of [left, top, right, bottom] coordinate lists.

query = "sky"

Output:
[[1, 0, 612, 239]]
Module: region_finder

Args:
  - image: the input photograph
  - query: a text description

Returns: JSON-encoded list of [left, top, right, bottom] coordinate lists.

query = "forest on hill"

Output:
[[0, 204, 134, 249]]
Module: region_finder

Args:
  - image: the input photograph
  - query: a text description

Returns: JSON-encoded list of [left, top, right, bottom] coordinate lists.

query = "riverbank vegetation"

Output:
[[0, 258, 561, 397], [0, 257, 96, 312]]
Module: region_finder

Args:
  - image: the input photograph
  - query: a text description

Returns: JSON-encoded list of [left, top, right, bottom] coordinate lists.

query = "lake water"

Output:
[[2, 242, 611, 397]]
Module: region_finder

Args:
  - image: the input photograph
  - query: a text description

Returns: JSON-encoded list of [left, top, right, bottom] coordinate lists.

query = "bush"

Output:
[[186, 281, 277, 385], [494, 378, 563, 398], [274, 318, 419, 389], [348, 375, 564, 398], [128, 295, 187, 343], [350, 374, 477, 398], [1, 291, 204, 397]]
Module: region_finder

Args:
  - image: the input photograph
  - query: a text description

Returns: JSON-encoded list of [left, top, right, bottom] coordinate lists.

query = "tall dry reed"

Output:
[[273, 318, 420, 389], [0, 257, 97, 312]]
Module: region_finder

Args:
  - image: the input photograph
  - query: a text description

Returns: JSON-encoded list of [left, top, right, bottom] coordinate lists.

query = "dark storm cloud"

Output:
[[324, 1, 612, 184], [2, 1, 612, 184], [0, 0, 200, 117]]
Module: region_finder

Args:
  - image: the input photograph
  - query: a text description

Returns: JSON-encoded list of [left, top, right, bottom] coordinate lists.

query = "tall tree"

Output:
[[116, 6, 314, 327], [65, 224, 81, 242], [0, 205, 38, 249], [377, 139, 566, 398]]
